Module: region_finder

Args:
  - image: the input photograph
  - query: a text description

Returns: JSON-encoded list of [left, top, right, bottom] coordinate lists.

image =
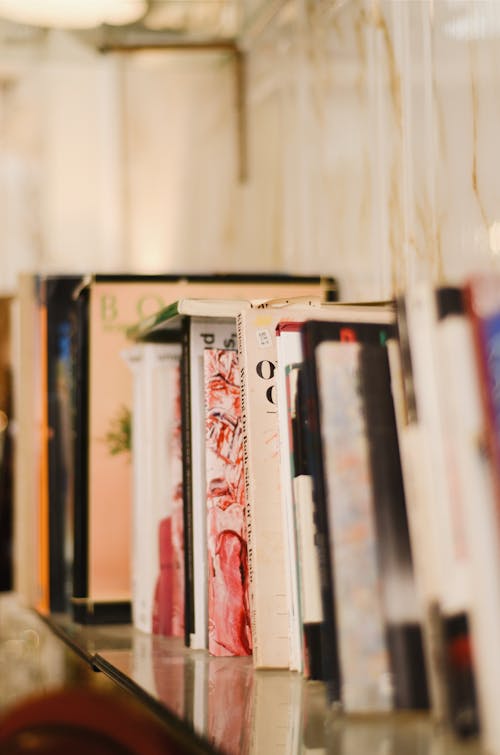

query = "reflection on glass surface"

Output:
[[99, 631, 479, 755], [0, 593, 67, 711], [2, 596, 486, 755], [97, 631, 483, 755]]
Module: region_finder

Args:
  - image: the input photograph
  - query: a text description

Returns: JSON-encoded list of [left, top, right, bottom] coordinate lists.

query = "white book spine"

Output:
[[437, 314, 500, 754], [124, 341, 182, 634], [276, 329, 304, 673], [405, 286, 470, 614], [236, 309, 292, 669]]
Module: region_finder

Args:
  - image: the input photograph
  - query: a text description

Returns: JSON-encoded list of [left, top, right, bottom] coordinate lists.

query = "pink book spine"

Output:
[[153, 363, 185, 637], [204, 348, 252, 656]]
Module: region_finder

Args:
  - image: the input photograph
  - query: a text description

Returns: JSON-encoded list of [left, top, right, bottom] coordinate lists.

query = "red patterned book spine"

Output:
[[204, 348, 252, 656]]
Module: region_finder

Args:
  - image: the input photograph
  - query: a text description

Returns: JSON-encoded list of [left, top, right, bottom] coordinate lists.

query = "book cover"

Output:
[[154, 356, 185, 637], [73, 276, 180, 624], [236, 304, 322, 669], [358, 341, 428, 711], [188, 317, 244, 651], [316, 339, 393, 712], [403, 284, 477, 732], [276, 323, 320, 676], [45, 276, 82, 613], [390, 296, 449, 724], [204, 347, 252, 657], [124, 340, 184, 636], [435, 286, 499, 743]]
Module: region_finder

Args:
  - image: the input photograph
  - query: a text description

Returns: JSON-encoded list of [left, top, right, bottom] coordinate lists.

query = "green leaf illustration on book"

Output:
[[105, 405, 131, 456]]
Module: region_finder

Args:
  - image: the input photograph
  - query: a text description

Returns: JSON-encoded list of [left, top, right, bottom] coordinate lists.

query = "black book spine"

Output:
[[72, 288, 90, 623], [180, 319, 195, 646], [293, 366, 325, 681], [301, 331, 341, 701], [47, 277, 80, 613], [358, 343, 429, 710]]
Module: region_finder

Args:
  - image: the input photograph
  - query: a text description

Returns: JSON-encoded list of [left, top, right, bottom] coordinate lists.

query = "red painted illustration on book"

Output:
[[153, 363, 185, 637], [204, 348, 252, 657]]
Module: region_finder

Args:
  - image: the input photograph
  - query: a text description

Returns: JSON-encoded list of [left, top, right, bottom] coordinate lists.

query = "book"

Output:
[[357, 340, 428, 711], [237, 304, 306, 669], [402, 284, 477, 733], [12, 273, 41, 608], [123, 339, 184, 636], [0, 296, 13, 593], [444, 281, 500, 749], [157, 355, 185, 638], [390, 296, 449, 724], [188, 316, 244, 650], [73, 275, 181, 624], [464, 273, 500, 518], [45, 276, 82, 613], [204, 347, 251, 656], [315, 338, 392, 712], [275, 324, 309, 675]]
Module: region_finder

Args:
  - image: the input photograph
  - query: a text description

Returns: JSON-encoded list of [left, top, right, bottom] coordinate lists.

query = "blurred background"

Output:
[[0, 1, 498, 303]]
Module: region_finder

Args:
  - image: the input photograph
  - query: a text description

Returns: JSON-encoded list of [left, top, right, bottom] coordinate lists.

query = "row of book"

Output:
[[12, 270, 500, 754], [13, 272, 336, 623]]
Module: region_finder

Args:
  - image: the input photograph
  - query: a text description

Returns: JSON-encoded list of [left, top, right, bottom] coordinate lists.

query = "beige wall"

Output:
[[1, 1, 500, 299]]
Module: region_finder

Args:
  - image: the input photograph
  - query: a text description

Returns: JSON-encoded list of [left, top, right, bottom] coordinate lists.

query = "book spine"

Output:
[[359, 343, 428, 711], [435, 294, 499, 743], [400, 287, 478, 732], [317, 340, 393, 712], [46, 278, 79, 614], [36, 278, 50, 615], [204, 347, 251, 656], [180, 319, 195, 646], [277, 350, 303, 673], [292, 367, 324, 679], [392, 299, 450, 722], [464, 280, 500, 531], [72, 287, 90, 623], [301, 330, 341, 700], [236, 312, 257, 661]]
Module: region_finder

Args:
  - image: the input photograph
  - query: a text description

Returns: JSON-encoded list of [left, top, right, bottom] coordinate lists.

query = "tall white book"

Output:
[[124, 340, 183, 635]]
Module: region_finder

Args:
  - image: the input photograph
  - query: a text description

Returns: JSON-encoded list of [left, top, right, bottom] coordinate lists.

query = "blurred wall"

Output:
[[0, 1, 499, 299]]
